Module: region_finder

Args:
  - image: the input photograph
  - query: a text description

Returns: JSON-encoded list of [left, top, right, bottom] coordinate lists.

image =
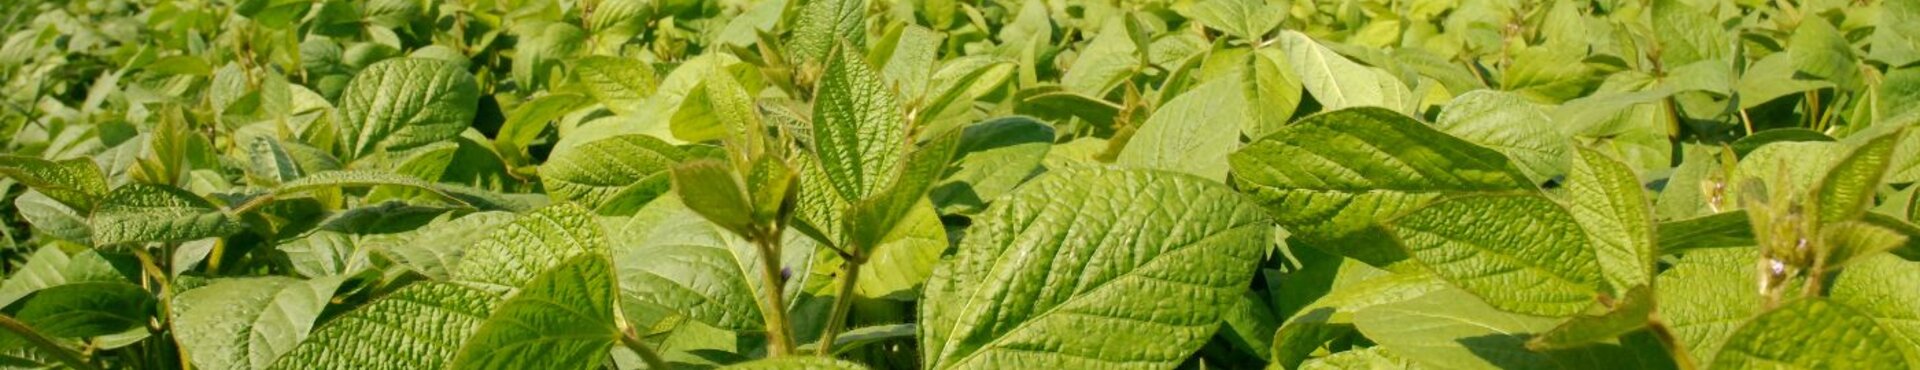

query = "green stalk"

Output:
[[753, 236, 797, 356], [618, 330, 672, 370], [0, 314, 102, 370], [816, 259, 862, 356]]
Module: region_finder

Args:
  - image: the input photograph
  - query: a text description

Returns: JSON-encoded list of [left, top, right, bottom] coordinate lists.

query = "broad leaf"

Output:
[[920, 167, 1270, 369], [541, 135, 684, 210], [1280, 31, 1415, 113], [1832, 255, 1920, 365], [1181, 0, 1284, 41], [452, 203, 608, 291], [1387, 193, 1605, 317], [14, 282, 151, 338], [929, 116, 1052, 215], [270, 283, 500, 370], [0, 156, 108, 211], [1230, 107, 1535, 266], [1353, 288, 1559, 369], [174, 276, 345, 370], [1435, 91, 1572, 183], [721, 357, 870, 370], [572, 56, 657, 116], [91, 184, 244, 246], [452, 254, 620, 370], [614, 194, 820, 332], [813, 43, 906, 201], [1655, 249, 1765, 365], [1710, 299, 1907, 369], [1568, 147, 1656, 292], [1117, 76, 1246, 181], [335, 58, 479, 160]]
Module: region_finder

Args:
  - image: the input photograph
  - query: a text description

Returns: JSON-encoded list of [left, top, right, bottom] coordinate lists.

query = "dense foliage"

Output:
[[1, 0, 1919, 368]]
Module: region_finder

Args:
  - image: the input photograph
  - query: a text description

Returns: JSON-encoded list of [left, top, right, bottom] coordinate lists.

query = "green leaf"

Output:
[[1650, 0, 1730, 67], [1789, 16, 1862, 90], [1814, 129, 1902, 225], [0, 246, 121, 309], [1527, 286, 1654, 350], [1280, 31, 1415, 113], [1272, 272, 1449, 369], [1710, 299, 1908, 369], [1181, 0, 1285, 41], [0, 156, 108, 211], [1832, 254, 1920, 365], [572, 56, 658, 116], [789, 0, 867, 65], [1818, 221, 1908, 270], [173, 276, 345, 370], [1117, 77, 1246, 181], [920, 167, 1271, 369], [1299, 347, 1414, 370], [1655, 211, 1754, 254], [496, 93, 592, 165], [90, 184, 244, 246], [541, 135, 685, 210], [15, 282, 151, 338], [843, 128, 960, 253], [273, 170, 468, 207], [452, 254, 620, 370], [335, 58, 479, 160], [16, 192, 91, 244], [813, 43, 906, 202], [1387, 193, 1605, 316], [613, 193, 823, 337], [1229, 107, 1535, 266], [671, 159, 758, 238], [362, 212, 517, 280], [1654, 249, 1764, 365], [270, 282, 500, 370], [1435, 91, 1572, 183], [1353, 288, 1559, 369], [1245, 49, 1303, 138], [720, 357, 870, 370], [1568, 147, 1656, 293], [1060, 18, 1144, 96], [675, 65, 765, 155], [452, 203, 608, 291], [929, 116, 1053, 215]]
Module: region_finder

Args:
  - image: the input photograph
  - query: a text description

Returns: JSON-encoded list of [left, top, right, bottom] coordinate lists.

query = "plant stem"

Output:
[[0, 314, 102, 370], [753, 236, 796, 357], [817, 259, 862, 356], [1647, 313, 1698, 370], [618, 329, 672, 370]]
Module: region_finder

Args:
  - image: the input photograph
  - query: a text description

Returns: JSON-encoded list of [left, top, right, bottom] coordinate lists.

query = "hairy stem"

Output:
[[0, 314, 102, 370], [1647, 313, 1698, 370], [618, 329, 672, 370], [817, 259, 862, 356], [753, 236, 796, 356]]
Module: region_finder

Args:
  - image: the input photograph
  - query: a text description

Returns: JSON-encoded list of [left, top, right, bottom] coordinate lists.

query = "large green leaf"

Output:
[[920, 167, 1270, 369], [1788, 17, 1861, 90], [173, 276, 345, 370], [1654, 249, 1764, 365], [1434, 91, 1572, 183], [452, 254, 620, 370], [1271, 272, 1449, 369], [1387, 194, 1605, 317], [1568, 147, 1656, 293], [14, 282, 151, 338], [1245, 48, 1304, 138], [1710, 299, 1908, 369], [571, 56, 657, 116], [1060, 18, 1143, 96], [613, 194, 820, 331], [1181, 0, 1284, 41], [335, 58, 479, 160], [362, 212, 517, 280], [540, 135, 685, 210], [1229, 107, 1535, 266], [1353, 288, 1559, 369], [929, 116, 1053, 215], [270, 282, 500, 370], [0, 156, 108, 211], [452, 203, 609, 291], [788, 0, 866, 65], [1831, 255, 1920, 365], [1814, 130, 1901, 226], [0, 246, 121, 309], [1279, 31, 1415, 113], [90, 184, 244, 246], [1117, 76, 1246, 181], [813, 43, 906, 202]]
